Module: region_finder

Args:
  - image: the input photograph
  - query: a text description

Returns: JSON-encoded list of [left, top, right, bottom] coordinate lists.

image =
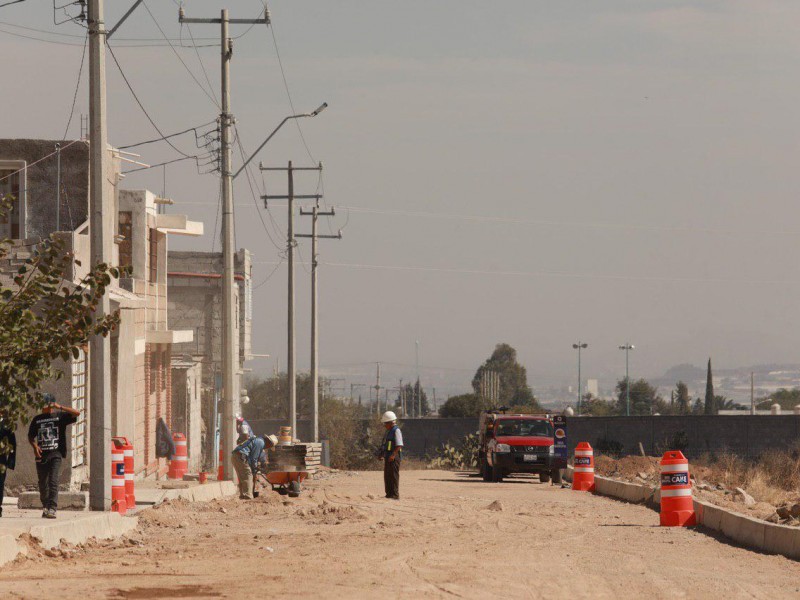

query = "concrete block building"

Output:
[[0, 139, 203, 491], [167, 250, 252, 468]]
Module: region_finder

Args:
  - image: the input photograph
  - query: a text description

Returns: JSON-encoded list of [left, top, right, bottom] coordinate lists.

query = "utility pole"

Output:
[[261, 162, 323, 439], [88, 0, 111, 511], [415, 340, 420, 417], [618, 343, 635, 416], [375, 362, 381, 415], [180, 7, 269, 478], [297, 195, 341, 442]]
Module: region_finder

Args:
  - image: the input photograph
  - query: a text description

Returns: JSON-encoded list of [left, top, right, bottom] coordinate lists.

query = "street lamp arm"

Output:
[[233, 103, 327, 180]]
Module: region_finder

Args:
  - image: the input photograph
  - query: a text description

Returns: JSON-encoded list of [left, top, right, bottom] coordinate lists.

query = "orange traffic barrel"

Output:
[[168, 433, 189, 480], [110, 441, 127, 515], [113, 436, 135, 508], [660, 450, 696, 526], [218, 448, 224, 480], [571, 442, 596, 492]]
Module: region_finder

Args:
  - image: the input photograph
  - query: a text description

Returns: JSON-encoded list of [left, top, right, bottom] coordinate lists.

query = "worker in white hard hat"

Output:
[[379, 411, 403, 500]]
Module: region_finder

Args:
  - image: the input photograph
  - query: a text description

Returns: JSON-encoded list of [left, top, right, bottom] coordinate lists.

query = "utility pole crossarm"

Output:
[[295, 233, 341, 239]]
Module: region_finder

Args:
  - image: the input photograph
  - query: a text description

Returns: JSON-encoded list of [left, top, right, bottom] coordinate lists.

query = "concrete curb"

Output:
[[29, 513, 139, 550], [566, 466, 800, 561], [137, 481, 237, 506], [0, 512, 138, 568], [0, 535, 25, 567]]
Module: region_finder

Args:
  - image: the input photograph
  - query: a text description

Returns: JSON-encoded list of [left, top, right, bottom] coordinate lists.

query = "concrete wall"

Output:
[[0, 139, 89, 238], [249, 415, 800, 460]]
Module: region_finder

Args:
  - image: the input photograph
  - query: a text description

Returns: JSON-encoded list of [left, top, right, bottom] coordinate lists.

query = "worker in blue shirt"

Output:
[[379, 411, 403, 500], [232, 433, 276, 499]]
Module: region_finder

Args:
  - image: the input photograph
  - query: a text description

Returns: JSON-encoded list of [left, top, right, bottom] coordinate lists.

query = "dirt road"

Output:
[[2, 469, 799, 599]]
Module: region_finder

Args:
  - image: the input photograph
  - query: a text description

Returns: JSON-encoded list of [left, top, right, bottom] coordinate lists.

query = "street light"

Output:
[[572, 342, 588, 413], [619, 344, 635, 416], [233, 103, 328, 179]]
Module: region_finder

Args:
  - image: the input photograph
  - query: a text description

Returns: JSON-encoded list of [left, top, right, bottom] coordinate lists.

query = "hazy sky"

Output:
[[3, 1, 800, 397]]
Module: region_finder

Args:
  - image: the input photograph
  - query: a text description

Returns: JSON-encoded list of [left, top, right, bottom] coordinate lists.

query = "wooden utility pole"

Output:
[[298, 197, 340, 442]]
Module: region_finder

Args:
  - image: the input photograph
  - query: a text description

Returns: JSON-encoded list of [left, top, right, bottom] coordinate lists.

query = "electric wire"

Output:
[[253, 257, 284, 290], [118, 120, 217, 150], [0, 139, 82, 184], [141, 0, 220, 109], [183, 21, 219, 107], [61, 31, 87, 140], [122, 154, 211, 174], [232, 123, 284, 252], [106, 42, 196, 160]]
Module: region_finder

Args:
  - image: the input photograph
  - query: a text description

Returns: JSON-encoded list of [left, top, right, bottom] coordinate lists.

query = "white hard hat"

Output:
[[381, 411, 398, 423]]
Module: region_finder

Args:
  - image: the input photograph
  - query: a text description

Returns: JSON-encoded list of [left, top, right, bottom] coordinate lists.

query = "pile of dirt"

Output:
[[295, 500, 368, 525]]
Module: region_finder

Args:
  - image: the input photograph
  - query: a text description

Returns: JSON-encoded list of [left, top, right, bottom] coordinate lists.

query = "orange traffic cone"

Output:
[[572, 442, 595, 492], [660, 450, 696, 527]]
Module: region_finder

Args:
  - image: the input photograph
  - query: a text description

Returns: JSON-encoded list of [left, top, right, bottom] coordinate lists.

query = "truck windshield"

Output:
[[495, 419, 553, 437]]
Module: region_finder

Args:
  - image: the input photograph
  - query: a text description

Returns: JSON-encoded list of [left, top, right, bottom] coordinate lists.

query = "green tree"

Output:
[[580, 393, 618, 416], [471, 343, 539, 408], [0, 222, 124, 463], [615, 378, 661, 416], [439, 393, 483, 418], [396, 379, 430, 417], [674, 381, 691, 415], [704, 358, 716, 415], [757, 388, 800, 411]]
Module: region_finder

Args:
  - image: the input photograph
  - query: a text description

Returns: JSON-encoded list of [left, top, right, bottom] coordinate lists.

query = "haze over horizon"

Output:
[[3, 1, 800, 393]]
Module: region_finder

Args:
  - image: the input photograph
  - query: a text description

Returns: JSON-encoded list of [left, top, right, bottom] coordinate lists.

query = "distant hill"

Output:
[[660, 364, 705, 383]]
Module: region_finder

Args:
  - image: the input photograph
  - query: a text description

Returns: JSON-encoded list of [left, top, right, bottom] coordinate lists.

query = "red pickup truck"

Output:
[[478, 411, 564, 484]]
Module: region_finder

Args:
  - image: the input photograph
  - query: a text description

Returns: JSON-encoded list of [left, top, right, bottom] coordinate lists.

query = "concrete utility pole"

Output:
[[180, 7, 268, 478], [572, 343, 588, 414], [88, 0, 112, 511], [261, 162, 324, 437], [297, 197, 341, 442], [618, 343, 635, 416], [375, 363, 381, 415]]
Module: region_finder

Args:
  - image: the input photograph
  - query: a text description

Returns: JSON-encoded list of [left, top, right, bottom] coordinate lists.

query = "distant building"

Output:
[[167, 250, 252, 467], [0, 139, 202, 490]]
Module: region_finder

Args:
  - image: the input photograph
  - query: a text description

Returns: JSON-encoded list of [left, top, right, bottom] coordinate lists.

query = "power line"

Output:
[[61, 31, 87, 140], [118, 120, 217, 150], [122, 154, 211, 174], [232, 124, 284, 252], [141, 0, 220, 108], [183, 21, 219, 107], [251, 258, 800, 287], [106, 42, 195, 160]]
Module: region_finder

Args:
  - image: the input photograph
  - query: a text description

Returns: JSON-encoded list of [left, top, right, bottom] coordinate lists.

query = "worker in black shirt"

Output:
[[28, 395, 81, 519]]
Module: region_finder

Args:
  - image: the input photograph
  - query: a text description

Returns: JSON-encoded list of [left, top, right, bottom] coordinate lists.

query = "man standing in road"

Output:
[[232, 433, 276, 499], [28, 395, 81, 519], [379, 411, 403, 500]]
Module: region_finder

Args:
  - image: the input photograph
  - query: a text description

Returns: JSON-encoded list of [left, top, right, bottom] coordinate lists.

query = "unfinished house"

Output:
[[0, 139, 202, 491], [167, 250, 252, 468]]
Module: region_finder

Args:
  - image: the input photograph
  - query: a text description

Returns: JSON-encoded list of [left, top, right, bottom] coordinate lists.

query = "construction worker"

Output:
[[379, 411, 403, 500], [232, 433, 276, 499], [236, 416, 254, 444]]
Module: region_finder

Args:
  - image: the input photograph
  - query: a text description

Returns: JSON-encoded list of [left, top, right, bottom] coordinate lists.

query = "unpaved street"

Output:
[[2, 470, 799, 599]]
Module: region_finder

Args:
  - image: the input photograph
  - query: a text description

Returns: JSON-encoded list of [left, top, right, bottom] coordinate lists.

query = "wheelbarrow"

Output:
[[256, 468, 308, 498]]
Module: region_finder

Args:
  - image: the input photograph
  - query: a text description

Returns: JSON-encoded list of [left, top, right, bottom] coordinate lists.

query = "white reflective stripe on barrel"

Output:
[[112, 479, 125, 487], [171, 457, 188, 462], [174, 441, 187, 446], [125, 474, 135, 480], [111, 453, 124, 461], [574, 450, 593, 456], [660, 463, 688, 473], [574, 467, 595, 473], [124, 449, 134, 457], [660, 487, 692, 497]]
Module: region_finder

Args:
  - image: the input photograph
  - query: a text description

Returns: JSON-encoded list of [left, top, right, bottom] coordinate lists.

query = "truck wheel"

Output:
[[287, 480, 301, 498], [539, 472, 551, 484], [491, 464, 503, 483], [552, 469, 563, 485]]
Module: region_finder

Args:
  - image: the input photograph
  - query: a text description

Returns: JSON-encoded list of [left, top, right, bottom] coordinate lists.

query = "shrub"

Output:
[[428, 433, 479, 470]]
